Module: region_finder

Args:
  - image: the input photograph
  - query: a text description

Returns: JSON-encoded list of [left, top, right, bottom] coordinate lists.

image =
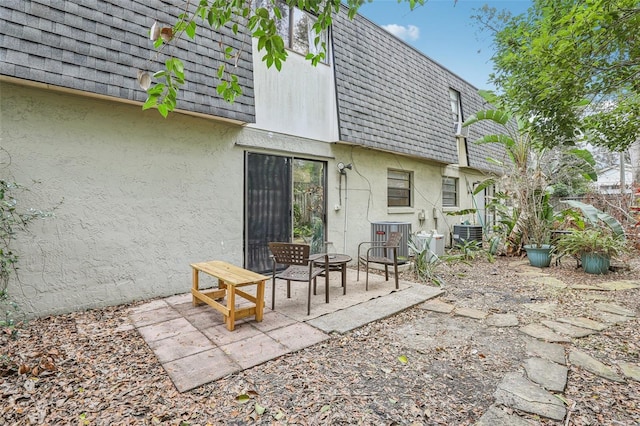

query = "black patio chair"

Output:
[[357, 231, 402, 291], [268, 242, 329, 315]]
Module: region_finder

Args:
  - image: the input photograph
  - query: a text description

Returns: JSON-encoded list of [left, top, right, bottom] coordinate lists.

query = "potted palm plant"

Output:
[[463, 90, 596, 267], [556, 200, 629, 274]]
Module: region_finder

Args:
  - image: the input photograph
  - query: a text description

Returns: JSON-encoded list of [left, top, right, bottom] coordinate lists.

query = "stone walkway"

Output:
[[421, 262, 640, 425]]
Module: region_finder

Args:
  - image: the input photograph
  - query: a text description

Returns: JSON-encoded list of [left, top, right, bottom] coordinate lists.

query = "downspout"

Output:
[[343, 171, 348, 253], [330, 24, 347, 252], [330, 25, 343, 141]]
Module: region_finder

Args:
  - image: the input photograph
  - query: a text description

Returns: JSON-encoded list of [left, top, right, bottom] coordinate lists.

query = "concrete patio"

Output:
[[127, 268, 443, 392]]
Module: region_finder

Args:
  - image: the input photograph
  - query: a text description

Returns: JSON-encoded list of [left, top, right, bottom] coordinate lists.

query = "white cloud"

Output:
[[381, 24, 420, 42]]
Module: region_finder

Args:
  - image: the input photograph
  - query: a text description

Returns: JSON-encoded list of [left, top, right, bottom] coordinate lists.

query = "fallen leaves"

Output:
[[1, 257, 639, 424]]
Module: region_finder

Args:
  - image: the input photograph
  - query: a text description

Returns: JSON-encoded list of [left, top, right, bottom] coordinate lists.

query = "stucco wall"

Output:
[[249, 42, 339, 142], [1, 82, 248, 317], [1, 82, 488, 317], [325, 146, 487, 254]]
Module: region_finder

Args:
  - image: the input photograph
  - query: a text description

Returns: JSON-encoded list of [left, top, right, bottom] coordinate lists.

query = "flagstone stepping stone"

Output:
[[494, 372, 566, 421], [556, 317, 608, 331], [569, 350, 624, 382], [420, 299, 454, 314], [475, 405, 534, 426], [619, 362, 640, 382], [526, 339, 566, 365], [597, 280, 640, 291], [529, 276, 567, 289], [524, 357, 568, 392], [486, 313, 519, 327], [520, 324, 571, 343], [523, 303, 557, 316], [541, 320, 597, 338], [516, 270, 550, 277], [454, 306, 487, 320], [598, 311, 636, 324], [594, 302, 636, 317], [571, 284, 608, 291], [584, 294, 612, 301]]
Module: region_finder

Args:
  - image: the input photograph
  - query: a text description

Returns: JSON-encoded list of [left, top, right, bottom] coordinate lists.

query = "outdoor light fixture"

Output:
[[337, 162, 352, 174]]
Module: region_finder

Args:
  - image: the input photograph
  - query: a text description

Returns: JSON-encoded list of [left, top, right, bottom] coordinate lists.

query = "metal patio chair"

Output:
[[268, 242, 329, 316], [357, 231, 402, 291]]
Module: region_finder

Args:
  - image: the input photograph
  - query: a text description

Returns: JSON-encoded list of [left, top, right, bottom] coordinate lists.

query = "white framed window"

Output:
[[388, 169, 412, 207], [442, 176, 458, 207], [256, 0, 329, 63], [450, 89, 465, 135]]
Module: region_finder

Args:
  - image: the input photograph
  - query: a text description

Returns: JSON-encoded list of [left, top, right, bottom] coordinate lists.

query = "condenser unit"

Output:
[[371, 221, 411, 262], [452, 224, 483, 246]]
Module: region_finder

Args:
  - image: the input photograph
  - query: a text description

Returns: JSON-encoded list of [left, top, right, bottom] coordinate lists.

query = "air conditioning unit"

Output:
[[453, 122, 469, 138], [452, 224, 483, 246], [371, 221, 411, 262]]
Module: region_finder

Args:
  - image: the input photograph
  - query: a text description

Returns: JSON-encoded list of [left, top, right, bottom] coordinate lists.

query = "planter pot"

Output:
[[581, 253, 610, 274], [524, 244, 553, 268]]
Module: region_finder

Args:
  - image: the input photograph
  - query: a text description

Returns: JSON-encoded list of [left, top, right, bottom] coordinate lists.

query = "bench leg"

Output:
[[192, 269, 200, 306], [226, 283, 235, 331], [255, 280, 265, 322]]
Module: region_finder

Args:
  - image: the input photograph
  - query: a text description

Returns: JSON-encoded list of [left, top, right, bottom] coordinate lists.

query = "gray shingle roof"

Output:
[[0, 0, 255, 123], [332, 9, 504, 172]]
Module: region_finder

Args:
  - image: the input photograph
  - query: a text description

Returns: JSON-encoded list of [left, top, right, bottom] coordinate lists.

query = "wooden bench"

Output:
[[190, 261, 268, 331]]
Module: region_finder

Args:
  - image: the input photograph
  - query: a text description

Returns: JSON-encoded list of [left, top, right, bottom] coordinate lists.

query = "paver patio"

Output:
[[128, 268, 441, 392]]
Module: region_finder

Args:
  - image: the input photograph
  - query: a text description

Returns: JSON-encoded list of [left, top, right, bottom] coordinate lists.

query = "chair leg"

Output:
[[324, 272, 329, 304], [384, 264, 389, 281], [357, 260, 360, 281], [307, 280, 312, 316], [271, 277, 276, 310], [365, 261, 369, 291], [313, 277, 317, 295], [394, 262, 399, 289], [287, 280, 291, 298]]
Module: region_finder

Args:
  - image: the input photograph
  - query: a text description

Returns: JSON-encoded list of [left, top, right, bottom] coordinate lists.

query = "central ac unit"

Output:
[[371, 221, 411, 262]]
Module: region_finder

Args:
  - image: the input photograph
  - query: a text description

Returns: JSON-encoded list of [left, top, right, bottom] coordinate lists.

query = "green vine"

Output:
[[0, 173, 52, 337]]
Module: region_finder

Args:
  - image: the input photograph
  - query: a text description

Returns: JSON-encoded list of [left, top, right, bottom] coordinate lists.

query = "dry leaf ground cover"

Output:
[[1, 252, 639, 425]]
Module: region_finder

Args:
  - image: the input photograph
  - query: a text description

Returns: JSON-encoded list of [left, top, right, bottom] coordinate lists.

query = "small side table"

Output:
[[313, 253, 352, 295], [190, 260, 268, 331]]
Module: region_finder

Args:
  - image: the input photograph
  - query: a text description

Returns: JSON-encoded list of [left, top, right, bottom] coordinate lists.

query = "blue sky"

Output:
[[358, 0, 532, 89]]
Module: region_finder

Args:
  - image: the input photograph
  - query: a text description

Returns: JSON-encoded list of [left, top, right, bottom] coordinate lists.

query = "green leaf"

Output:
[[398, 355, 408, 364], [217, 65, 225, 79], [255, 403, 266, 415], [256, 7, 269, 19], [464, 109, 511, 126], [597, 214, 625, 237], [147, 84, 164, 95], [235, 394, 251, 404], [186, 21, 197, 39], [142, 95, 159, 110], [472, 178, 496, 195], [320, 404, 330, 413], [474, 134, 515, 149], [157, 103, 169, 118], [172, 59, 184, 75]]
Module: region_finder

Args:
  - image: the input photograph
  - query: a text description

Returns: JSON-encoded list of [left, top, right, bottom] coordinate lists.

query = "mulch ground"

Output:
[[2, 251, 639, 425]]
